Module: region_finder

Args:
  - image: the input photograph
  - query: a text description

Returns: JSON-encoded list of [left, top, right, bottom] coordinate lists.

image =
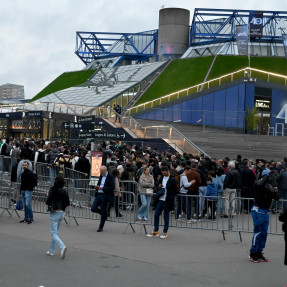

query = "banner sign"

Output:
[[236, 25, 249, 55], [91, 151, 103, 177], [249, 11, 263, 39], [283, 34, 287, 59]]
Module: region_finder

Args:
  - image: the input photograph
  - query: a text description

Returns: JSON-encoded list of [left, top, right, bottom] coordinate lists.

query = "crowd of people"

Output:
[[0, 136, 287, 263]]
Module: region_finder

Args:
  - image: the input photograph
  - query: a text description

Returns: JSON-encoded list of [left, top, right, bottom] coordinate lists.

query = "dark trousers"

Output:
[[176, 195, 192, 220], [202, 200, 217, 220], [91, 193, 110, 229], [154, 200, 170, 233]]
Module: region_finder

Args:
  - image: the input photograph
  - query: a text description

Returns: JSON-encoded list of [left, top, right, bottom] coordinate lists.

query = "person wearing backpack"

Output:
[[55, 149, 72, 174]]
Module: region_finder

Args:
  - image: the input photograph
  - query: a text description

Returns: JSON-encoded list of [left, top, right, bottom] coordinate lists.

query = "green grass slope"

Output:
[[207, 55, 287, 85], [136, 56, 214, 106], [29, 69, 96, 102]]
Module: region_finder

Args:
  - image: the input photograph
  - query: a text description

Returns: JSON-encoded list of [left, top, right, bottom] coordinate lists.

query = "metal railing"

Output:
[[1, 176, 285, 240], [103, 107, 208, 156], [127, 66, 287, 114]]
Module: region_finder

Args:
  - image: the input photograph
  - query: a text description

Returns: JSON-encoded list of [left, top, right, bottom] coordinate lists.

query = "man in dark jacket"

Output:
[[147, 166, 177, 239], [276, 167, 287, 213], [91, 166, 115, 232], [240, 160, 256, 213], [249, 169, 275, 263], [223, 161, 240, 218], [19, 161, 37, 224], [75, 151, 91, 175]]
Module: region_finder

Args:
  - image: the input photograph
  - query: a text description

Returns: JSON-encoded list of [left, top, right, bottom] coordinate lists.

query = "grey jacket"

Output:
[[138, 174, 154, 194]]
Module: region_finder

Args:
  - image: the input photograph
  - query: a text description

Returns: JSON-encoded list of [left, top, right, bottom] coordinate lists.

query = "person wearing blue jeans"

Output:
[[137, 167, 154, 221], [249, 169, 277, 263], [250, 206, 269, 257], [49, 211, 65, 255], [147, 166, 177, 239], [46, 175, 70, 259], [19, 161, 37, 224], [21, 190, 33, 223]]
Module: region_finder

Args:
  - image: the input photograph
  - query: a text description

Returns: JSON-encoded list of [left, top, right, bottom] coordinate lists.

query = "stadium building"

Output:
[[1, 8, 287, 142]]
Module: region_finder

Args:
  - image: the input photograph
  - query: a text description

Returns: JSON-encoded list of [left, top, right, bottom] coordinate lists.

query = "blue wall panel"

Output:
[[225, 86, 239, 128], [164, 106, 173, 122], [173, 103, 182, 122], [154, 109, 164, 121], [134, 82, 264, 131], [213, 90, 225, 126], [181, 100, 192, 123], [191, 97, 203, 125], [203, 93, 214, 125]]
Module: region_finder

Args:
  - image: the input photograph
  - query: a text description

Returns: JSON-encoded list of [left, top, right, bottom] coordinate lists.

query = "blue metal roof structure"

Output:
[[183, 8, 287, 57], [75, 30, 158, 66], [190, 8, 287, 46]]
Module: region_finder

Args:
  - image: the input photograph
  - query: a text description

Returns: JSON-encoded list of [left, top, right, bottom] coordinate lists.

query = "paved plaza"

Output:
[[0, 211, 286, 287]]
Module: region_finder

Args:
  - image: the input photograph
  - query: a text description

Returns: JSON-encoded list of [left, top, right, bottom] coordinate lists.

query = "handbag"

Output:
[[146, 188, 154, 194], [155, 188, 165, 198], [16, 198, 23, 210]]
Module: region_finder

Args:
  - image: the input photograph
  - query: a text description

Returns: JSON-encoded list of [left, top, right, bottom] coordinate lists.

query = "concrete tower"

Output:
[[158, 8, 190, 60]]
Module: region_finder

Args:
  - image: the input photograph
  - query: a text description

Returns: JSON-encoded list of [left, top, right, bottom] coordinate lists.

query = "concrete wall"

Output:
[[158, 8, 190, 60]]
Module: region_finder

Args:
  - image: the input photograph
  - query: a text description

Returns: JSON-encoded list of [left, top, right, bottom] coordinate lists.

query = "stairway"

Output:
[[134, 119, 287, 161]]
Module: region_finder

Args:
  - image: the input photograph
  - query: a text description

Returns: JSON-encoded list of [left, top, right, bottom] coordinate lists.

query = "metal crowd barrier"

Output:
[[0, 175, 286, 240]]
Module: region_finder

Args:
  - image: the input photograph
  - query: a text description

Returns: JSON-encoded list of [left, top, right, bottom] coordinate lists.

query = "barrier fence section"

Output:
[[0, 175, 285, 240]]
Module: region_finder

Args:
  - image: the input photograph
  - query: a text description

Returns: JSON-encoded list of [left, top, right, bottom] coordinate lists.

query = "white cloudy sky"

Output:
[[0, 0, 286, 99]]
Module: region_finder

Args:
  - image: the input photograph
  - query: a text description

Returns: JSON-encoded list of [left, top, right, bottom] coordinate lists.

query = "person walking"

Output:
[[45, 175, 70, 259], [147, 166, 177, 239], [19, 161, 37, 224], [137, 166, 155, 221], [91, 166, 115, 232]]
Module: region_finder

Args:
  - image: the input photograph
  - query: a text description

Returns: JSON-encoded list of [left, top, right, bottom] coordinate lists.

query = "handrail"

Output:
[[168, 125, 210, 157], [117, 115, 208, 156], [128, 66, 287, 114]]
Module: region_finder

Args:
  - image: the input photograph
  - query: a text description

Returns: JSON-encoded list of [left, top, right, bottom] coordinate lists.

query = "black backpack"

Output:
[[37, 151, 46, 163]]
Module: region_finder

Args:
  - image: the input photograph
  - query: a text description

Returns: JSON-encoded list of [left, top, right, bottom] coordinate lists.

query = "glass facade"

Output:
[[34, 62, 164, 113]]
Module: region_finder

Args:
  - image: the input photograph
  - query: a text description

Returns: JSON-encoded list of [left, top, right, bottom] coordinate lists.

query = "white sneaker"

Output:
[[147, 231, 159, 237], [61, 247, 67, 260], [46, 251, 55, 256], [160, 233, 168, 239]]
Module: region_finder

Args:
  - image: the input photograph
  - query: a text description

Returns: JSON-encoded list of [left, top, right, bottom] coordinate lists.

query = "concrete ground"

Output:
[[0, 211, 286, 287]]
